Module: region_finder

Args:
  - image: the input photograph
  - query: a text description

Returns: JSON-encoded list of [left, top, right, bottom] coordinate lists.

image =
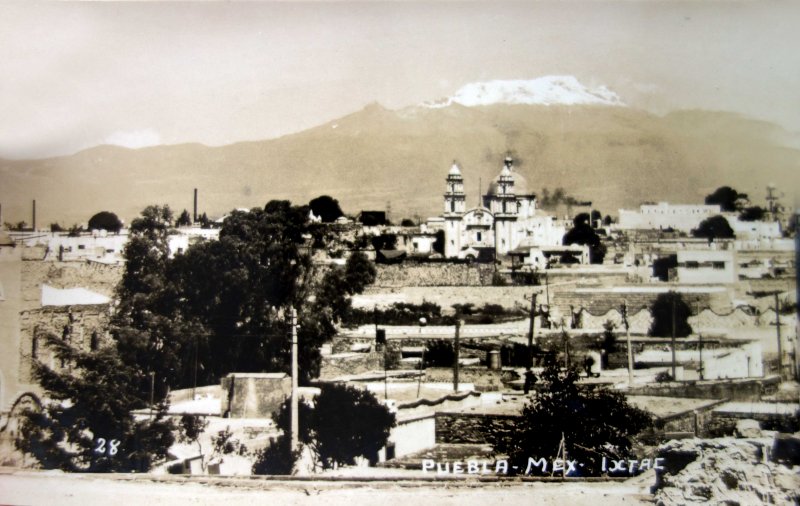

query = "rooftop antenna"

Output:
[[478, 177, 482, 208]]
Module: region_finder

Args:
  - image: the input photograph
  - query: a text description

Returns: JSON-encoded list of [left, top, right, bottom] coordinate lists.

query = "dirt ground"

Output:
[[0, 471, 653, 506]]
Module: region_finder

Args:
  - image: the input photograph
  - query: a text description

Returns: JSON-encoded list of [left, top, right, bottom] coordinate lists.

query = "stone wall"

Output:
[[553, 289, 727, 319], [319, 352, 384, 379], [18, 304, 113, 385], [422, 368, 511, 392], [706, 411, 800, 436], [435, 412, 520, 444], [21, 260, 122, 311], [627, 376, 780, 402], [373, 263, 494, 287], [361, 285, 536, 311]]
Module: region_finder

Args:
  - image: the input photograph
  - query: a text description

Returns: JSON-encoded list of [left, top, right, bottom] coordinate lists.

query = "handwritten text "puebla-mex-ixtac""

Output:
[[422, 457, 665, 476]]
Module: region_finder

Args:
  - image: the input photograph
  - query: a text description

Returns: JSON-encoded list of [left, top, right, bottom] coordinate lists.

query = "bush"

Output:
[[424, 340, 455, 368], [489, 361, 652, 476], [251, 435, 298, 475], [655, 371, 673, 383]]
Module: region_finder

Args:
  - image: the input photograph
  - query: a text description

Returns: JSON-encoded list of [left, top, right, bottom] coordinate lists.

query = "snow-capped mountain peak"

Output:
[[423, 75, 625, 108]]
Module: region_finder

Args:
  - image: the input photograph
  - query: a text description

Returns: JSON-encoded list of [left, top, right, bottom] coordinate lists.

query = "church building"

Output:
[[443, 156, 566, 260]]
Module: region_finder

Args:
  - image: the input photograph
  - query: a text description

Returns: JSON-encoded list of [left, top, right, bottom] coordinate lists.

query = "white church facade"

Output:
[[442, 157, 566, 260]]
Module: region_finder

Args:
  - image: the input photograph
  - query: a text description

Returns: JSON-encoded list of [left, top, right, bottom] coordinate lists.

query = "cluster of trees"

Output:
[[694, 185, 778, 241], [112, 202, 376, 403], [704, 185, 770, 221]]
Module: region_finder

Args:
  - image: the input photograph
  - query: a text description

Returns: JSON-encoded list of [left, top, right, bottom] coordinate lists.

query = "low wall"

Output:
[[423, 368, 511, 392], [706, 410, 800, 436], [361, 285, 536, 311], [169, 385, 220, 404], [387, 415, 436, 460], [319, 352, 384, 379], [627, 376, 780, 402]]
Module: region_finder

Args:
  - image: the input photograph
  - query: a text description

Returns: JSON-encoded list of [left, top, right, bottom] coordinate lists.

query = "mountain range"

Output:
[[1, 76, 798, 227]]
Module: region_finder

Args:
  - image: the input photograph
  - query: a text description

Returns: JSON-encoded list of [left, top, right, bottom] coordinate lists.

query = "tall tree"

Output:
[[112, 205, 192, 402], [563, 213, 606, 264], [87, 211, 123, 233], [175, 209, 192, 227], [649, 291, 693, 338], [692, 215, 735, 241], [309, 195, 344, 223], [16, 333, 174, 472]]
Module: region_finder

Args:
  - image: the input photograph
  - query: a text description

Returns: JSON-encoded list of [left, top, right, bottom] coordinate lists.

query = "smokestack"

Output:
[[193, 188, 198, 223], [32, 199, 36, 231]]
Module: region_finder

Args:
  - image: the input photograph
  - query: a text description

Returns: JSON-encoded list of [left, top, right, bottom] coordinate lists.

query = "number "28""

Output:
[[94, 438, 121, 456]]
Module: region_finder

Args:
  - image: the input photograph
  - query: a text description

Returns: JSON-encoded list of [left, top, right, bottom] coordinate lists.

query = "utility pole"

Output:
[[622, 301, 633, 386], [671, 297, 677, 380], [774, 292, 783, 380], [698, 332, 704, 381], [290, 307, 299, 458], [795, 205, 800, 380], [527, 293, 538, 368], [453, 319, 461, 392]]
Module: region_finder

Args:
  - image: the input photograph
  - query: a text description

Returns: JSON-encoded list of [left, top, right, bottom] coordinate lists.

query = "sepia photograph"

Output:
[[0, 1, 798, 504]]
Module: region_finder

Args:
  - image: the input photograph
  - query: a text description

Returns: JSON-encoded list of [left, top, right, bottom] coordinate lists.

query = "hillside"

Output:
[[1, 103, 798, 227]]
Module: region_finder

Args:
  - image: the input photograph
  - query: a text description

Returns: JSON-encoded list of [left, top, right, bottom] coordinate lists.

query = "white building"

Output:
[[676, 249, 738, 284], [618, 202, 722, 232], [725, 214, 782, 240], [443, 157, 565, 259]]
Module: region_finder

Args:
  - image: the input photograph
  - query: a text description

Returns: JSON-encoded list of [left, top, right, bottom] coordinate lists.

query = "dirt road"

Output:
[[0, 471, 653, 506]]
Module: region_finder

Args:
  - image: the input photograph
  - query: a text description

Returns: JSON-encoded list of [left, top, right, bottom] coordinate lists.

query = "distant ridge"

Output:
[[0, 98, 797, 227]]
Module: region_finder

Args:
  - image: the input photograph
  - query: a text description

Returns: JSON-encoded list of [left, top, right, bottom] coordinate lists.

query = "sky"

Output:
[[1, 1, 799, 160]]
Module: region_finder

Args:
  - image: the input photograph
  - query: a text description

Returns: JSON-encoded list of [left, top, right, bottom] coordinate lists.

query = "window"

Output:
[[477, 232, 482, 242], [685, 261, 699, 269], [712, 261, 725, 270], [78, 244, 85, 250]]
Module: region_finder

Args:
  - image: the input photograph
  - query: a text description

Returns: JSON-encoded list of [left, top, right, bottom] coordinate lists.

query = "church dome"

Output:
[[485, 157, 529, 196], [448, 162, 462, 177]]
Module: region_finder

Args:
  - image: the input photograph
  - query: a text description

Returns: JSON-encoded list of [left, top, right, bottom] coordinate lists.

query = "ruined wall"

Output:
[[435, 412, 520, 444], [21, 260, 122, 311], [18, 304, 113, 386]]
